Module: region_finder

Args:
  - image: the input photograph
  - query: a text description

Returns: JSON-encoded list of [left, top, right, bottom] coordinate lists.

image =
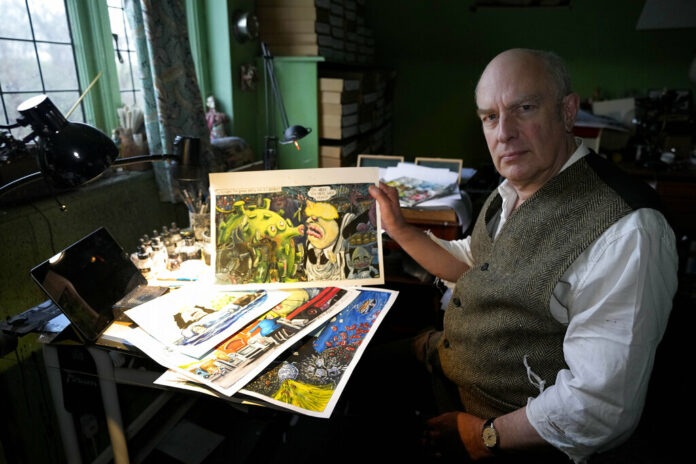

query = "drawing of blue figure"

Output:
[[249, 314, 282, 337], [312, 291, 387, 354], [176, 293, 268, 346]]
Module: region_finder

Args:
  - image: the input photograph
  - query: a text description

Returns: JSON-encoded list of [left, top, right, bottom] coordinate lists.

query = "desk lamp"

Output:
[[261, 42, 312, 169], [0, 95, 197, 200]]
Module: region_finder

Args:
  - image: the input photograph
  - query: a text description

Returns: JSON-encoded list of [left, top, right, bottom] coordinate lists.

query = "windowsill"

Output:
[[0, 168, 155, 217]]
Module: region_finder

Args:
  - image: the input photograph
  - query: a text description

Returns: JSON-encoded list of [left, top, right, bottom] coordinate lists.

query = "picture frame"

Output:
[[356, 154, 404, 168]]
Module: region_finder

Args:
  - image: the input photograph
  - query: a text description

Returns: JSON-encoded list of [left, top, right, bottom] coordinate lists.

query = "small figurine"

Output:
[[205, 95, 229, 141], [240, 64, 258, 92]]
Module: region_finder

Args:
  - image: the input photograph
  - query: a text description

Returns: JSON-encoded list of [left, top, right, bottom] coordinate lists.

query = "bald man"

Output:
[[370, 49, 677, 462]]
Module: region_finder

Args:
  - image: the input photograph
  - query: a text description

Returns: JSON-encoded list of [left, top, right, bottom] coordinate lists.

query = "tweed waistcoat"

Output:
[[437, 154, 651, 418]]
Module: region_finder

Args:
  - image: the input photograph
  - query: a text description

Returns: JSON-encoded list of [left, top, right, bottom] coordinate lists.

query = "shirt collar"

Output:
[[497, 138, 589, 220]]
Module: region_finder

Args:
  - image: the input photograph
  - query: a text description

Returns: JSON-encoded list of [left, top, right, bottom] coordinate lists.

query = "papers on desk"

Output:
[[380, 162, 459, 207], [378, 162, 472, 231], [125, 287, 287, 359], [112, 284, 398, 419]]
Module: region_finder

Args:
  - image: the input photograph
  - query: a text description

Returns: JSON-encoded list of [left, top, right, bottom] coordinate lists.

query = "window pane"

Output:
[[27, 0, 71, 43], [0, 40, 42, 91], [107, 0, 123, 8], [109, 7, 127, 47], [2, 0, 33, 40], [37, 43, 79, 91], [135, 89, 144, 112], [115, 51, 134, 92], [121, 91, 135, 107], [47, 91, 83, 122]]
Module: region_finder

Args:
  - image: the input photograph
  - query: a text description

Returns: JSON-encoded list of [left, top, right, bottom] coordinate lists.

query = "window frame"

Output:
[[65, 0, 121, 134]]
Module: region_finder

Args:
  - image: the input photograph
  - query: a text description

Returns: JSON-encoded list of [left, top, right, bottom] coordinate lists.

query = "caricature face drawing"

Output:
[[305, 201, 339, 251]]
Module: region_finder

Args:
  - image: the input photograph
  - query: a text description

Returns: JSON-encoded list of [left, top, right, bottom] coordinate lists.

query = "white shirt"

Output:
[[428, 143, 678, 462]]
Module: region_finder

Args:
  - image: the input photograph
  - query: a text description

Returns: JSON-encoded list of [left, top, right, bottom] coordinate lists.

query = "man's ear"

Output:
[[563, 93, 580, 132]]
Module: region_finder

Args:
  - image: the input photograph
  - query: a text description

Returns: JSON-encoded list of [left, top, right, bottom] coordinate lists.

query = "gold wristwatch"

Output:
[[481, 418, 500, 453]]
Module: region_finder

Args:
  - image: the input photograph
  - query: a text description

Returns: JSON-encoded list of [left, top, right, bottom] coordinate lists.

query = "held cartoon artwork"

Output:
[[214, 184, 379, 285]]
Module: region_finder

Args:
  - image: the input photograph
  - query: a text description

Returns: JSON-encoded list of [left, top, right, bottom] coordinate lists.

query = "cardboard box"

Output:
[[320, 90, 360, 104], [260, 19, 318, 34], [321, 113, 359, 128], [319, 77, 360, 92], [267, 44, 319, 56], [320, 124, 358, 140], [320, 102, 358, 116], [258, 7, 318, 21], [320, 155, 342, 167], [262, 33, 319, 45]]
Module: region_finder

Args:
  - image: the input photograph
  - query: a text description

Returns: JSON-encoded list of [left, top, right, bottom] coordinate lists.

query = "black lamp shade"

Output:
[[282, 125, 312, 144], [37, 122, 119, 189], [17, 95, 119, 189]]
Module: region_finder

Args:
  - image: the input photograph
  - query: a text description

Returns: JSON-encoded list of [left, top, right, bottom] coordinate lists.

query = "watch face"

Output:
[[482, 426, 498, 447]]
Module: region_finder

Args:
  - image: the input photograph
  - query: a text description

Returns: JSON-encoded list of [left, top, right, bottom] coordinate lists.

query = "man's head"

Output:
[[475, 49, 579, 199]]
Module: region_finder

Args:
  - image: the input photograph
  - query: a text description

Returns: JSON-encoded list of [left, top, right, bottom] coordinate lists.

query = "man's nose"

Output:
[[496, 113, 517, 142]]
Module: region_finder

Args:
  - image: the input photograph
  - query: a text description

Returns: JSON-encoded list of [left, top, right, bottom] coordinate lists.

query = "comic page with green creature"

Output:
[[209, 168, 383, 289]]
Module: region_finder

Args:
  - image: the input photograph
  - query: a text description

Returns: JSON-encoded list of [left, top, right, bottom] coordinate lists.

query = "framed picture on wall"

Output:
[[414, 157, 463, 184], [356, 154, 404, 168]]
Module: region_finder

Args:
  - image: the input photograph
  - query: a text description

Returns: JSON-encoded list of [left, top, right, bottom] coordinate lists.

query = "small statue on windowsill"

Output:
[[205, 95, 229, 141]]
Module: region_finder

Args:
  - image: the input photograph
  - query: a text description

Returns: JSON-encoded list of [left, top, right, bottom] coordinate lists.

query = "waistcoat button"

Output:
[[480, 263, 489, 271], [452, 297, 461, 307], [443, 339, 450, 348]]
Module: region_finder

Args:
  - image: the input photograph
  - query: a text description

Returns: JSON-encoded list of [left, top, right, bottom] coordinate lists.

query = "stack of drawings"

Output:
[[108, 166, 398, 418]]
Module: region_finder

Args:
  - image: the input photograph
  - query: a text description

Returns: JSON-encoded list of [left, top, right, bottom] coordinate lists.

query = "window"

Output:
[[107, 0, 143, 110], [1, 0, 146, 143], [0, 0, 85, 140]]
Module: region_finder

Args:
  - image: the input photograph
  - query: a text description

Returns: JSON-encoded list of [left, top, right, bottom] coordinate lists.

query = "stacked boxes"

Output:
[[319, 69, 395, 167], [258, 0, 376, 64]]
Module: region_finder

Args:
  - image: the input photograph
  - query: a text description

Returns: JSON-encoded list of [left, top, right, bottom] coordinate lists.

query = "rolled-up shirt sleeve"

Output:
[[526, 209, 678, 462]]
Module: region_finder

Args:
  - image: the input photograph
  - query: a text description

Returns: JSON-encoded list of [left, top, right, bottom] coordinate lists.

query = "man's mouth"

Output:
[[500, 150, 527, 162], [307, 223, 324, 239]]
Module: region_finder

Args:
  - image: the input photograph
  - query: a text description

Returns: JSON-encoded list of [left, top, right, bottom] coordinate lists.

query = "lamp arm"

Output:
[[0, 171, 43, 198], [110, 153, 178, 167], [1, 154, 180, 198]]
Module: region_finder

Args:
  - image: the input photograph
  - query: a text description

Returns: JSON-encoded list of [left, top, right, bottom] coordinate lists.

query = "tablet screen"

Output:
[[30, 227, 147, 342]]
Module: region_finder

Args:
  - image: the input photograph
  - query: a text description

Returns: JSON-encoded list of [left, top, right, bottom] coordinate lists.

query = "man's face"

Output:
[[476, 52, 578, 193]]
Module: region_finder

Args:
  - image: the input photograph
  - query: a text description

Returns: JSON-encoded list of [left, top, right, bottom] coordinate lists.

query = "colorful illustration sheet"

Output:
[[164, 287, 359, 396], [386, 176, 455, 207], [239, 287, 398, 419], [209, 168, 383, 289], [125, 285, 288, 359]]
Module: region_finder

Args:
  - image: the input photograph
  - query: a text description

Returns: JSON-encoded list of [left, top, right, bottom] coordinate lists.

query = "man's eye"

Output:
[[482, 114, 497, 123], [519, 104, 534, 112]]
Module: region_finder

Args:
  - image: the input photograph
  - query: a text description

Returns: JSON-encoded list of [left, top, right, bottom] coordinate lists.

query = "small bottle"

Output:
[[151, 237, 168, 274], [170, 222, 181, 247], [178, 230, 201, 261], [132, 245, 153, 280]]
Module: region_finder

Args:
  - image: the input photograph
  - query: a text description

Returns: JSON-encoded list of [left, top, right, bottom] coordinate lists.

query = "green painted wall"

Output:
[[201, 1, 320, 168], [365, 0, 696, 165], [256, 56, 323, 169]]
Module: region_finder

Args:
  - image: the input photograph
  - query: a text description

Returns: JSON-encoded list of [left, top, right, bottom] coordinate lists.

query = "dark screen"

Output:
[[30, 227, 147, 341]]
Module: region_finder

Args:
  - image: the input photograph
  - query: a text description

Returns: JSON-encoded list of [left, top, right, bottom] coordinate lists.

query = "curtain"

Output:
[[124, 0, 211, 203]]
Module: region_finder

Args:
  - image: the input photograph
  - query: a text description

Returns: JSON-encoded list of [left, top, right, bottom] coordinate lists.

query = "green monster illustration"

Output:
[[216, 198, 306, 283]]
